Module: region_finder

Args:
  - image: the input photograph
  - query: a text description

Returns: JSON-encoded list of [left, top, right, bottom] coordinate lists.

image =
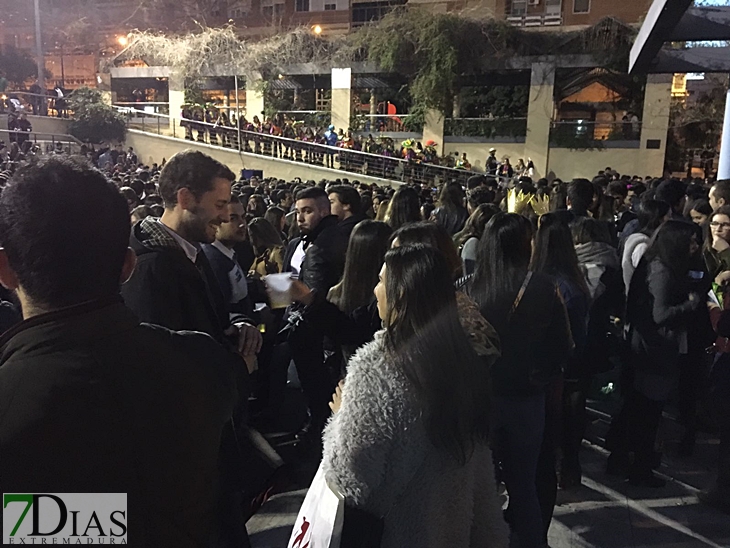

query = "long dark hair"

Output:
[[385, 187, 421, 231], [637, 199, 670, 237], [334, 220, 392, 314], [392, 221, 463, 279], [264, 206, 286, 233], [469, 212, 533, 312], [531, 212, 590, 297], [645, 219, 698, 277], [248, 217, 283, 255], [247, 195, 267, 217], [383, 244, 490, 463], [454, 203, 500, 248], [437, 182, 466, 211]]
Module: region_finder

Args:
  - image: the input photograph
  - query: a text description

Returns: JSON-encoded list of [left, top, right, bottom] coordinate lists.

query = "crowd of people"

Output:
[[0, 141, 727, 548], [175, 106, 528, 185]]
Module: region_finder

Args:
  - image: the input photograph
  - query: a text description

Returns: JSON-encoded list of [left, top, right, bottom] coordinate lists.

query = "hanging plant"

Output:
[[111, 12, 638, 123]]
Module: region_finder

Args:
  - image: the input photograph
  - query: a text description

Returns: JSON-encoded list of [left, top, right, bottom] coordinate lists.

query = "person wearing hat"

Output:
[[423, 140, 438, 164], [486, 147, 499, 176]]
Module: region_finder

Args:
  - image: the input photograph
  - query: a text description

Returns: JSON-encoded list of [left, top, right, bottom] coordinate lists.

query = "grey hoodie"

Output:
[[575, 241, 620, 300]]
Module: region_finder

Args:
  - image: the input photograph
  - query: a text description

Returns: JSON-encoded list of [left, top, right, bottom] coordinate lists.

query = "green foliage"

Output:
[[353, 10, 520, 116], [67, 87, 127, 143], [351, 10, 635, 120], [184, 85, 207, 107], [118, 12, 638, 124], [445, 118, 527, 139], [461, 86, 529, 118], [0, 46, 49, 86], [666, 77, 727, 173]]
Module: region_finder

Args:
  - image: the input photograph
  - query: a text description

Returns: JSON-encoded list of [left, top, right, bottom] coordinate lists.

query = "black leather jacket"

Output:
[[298, 215, 348, 294]]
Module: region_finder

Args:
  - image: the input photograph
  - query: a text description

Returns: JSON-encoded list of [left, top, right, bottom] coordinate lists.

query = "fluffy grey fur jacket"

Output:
[[322, 331, 509, 548]]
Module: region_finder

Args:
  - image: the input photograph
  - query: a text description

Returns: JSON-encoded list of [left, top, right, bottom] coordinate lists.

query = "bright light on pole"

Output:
[[117, 35, 128, 47], [33, 0, 47, 115]]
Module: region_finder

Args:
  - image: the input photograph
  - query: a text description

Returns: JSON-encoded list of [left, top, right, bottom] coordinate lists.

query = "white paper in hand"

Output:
[[266, 273, 293, 310]]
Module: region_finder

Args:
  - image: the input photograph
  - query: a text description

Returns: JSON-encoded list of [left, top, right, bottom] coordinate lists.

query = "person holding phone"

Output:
[[609, 221, 703, 487]]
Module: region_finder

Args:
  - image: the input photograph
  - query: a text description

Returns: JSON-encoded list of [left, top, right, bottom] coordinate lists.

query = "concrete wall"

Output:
[[0, 115, 72, 136], [125, 130, 402, 187], [547, 148, 650, 180], [443, 141, 526, 173], [443, 140, 660, 180]]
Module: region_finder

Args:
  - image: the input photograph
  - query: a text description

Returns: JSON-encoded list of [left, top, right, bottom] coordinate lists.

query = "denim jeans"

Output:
[[494, 394, 547, 548]]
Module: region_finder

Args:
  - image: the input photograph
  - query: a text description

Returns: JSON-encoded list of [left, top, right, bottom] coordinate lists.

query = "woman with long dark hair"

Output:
[[384, 187, 421, 231], [248, 217, 285, 277], [247, 194, 267, 218], [454, 204, 501, 276], [530, 213, 590, 530], [621, 199, 670, 294], [264, 206, 288, 242], [687, 198, 712, 225], [328, 220, 393, 315], [289, 221, 499, 366], [469, 213, 572, 548], [609, 221, 703, 487], [322, 245, 508, 547], [432, 182, 469, 236]]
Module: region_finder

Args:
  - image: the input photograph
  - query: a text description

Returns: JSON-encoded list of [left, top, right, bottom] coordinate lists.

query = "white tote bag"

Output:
[[287, 463, 344, 548]]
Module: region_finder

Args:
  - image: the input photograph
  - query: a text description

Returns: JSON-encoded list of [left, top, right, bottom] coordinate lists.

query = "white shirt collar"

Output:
[[156, 219, 199, 263], [211, 239, 236, 260]]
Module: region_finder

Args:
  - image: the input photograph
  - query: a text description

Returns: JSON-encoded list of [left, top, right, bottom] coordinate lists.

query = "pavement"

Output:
[[246, 383, 730, 548]]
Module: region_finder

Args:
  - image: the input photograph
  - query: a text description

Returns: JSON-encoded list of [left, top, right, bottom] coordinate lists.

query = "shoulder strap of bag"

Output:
[[508, 271, 533, 321]]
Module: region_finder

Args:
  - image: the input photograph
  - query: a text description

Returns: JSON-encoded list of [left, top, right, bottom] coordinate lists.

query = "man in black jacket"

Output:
[[121, 149, 261, 353], [120, 150, 262, 546], [283, 187, 348, 444], [0, 158, 237, 546]]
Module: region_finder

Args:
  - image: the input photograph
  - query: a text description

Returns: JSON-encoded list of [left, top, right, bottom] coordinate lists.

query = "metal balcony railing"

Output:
[[0, 128, 84, 155], [550, 120, 642, 149], [2, 90, 73, 118], [506, 13, 563, 27], [114, 106, 502, 187]]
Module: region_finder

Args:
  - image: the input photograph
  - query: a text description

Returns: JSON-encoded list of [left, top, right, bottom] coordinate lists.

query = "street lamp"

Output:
[[33, 0, 47, 115], [313, 25, 322, 35], [117, 35, 128, 47]]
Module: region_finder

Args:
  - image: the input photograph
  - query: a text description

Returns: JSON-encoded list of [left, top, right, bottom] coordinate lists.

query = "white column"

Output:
[[524, 62, 555, 179], [718, 87, 730, 180], [423, 109, 445, 156], [245, 73, 265, 121], [168, 72, 185, 136], [639, 73, 673, 178], [331, 68, 352, 132]]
